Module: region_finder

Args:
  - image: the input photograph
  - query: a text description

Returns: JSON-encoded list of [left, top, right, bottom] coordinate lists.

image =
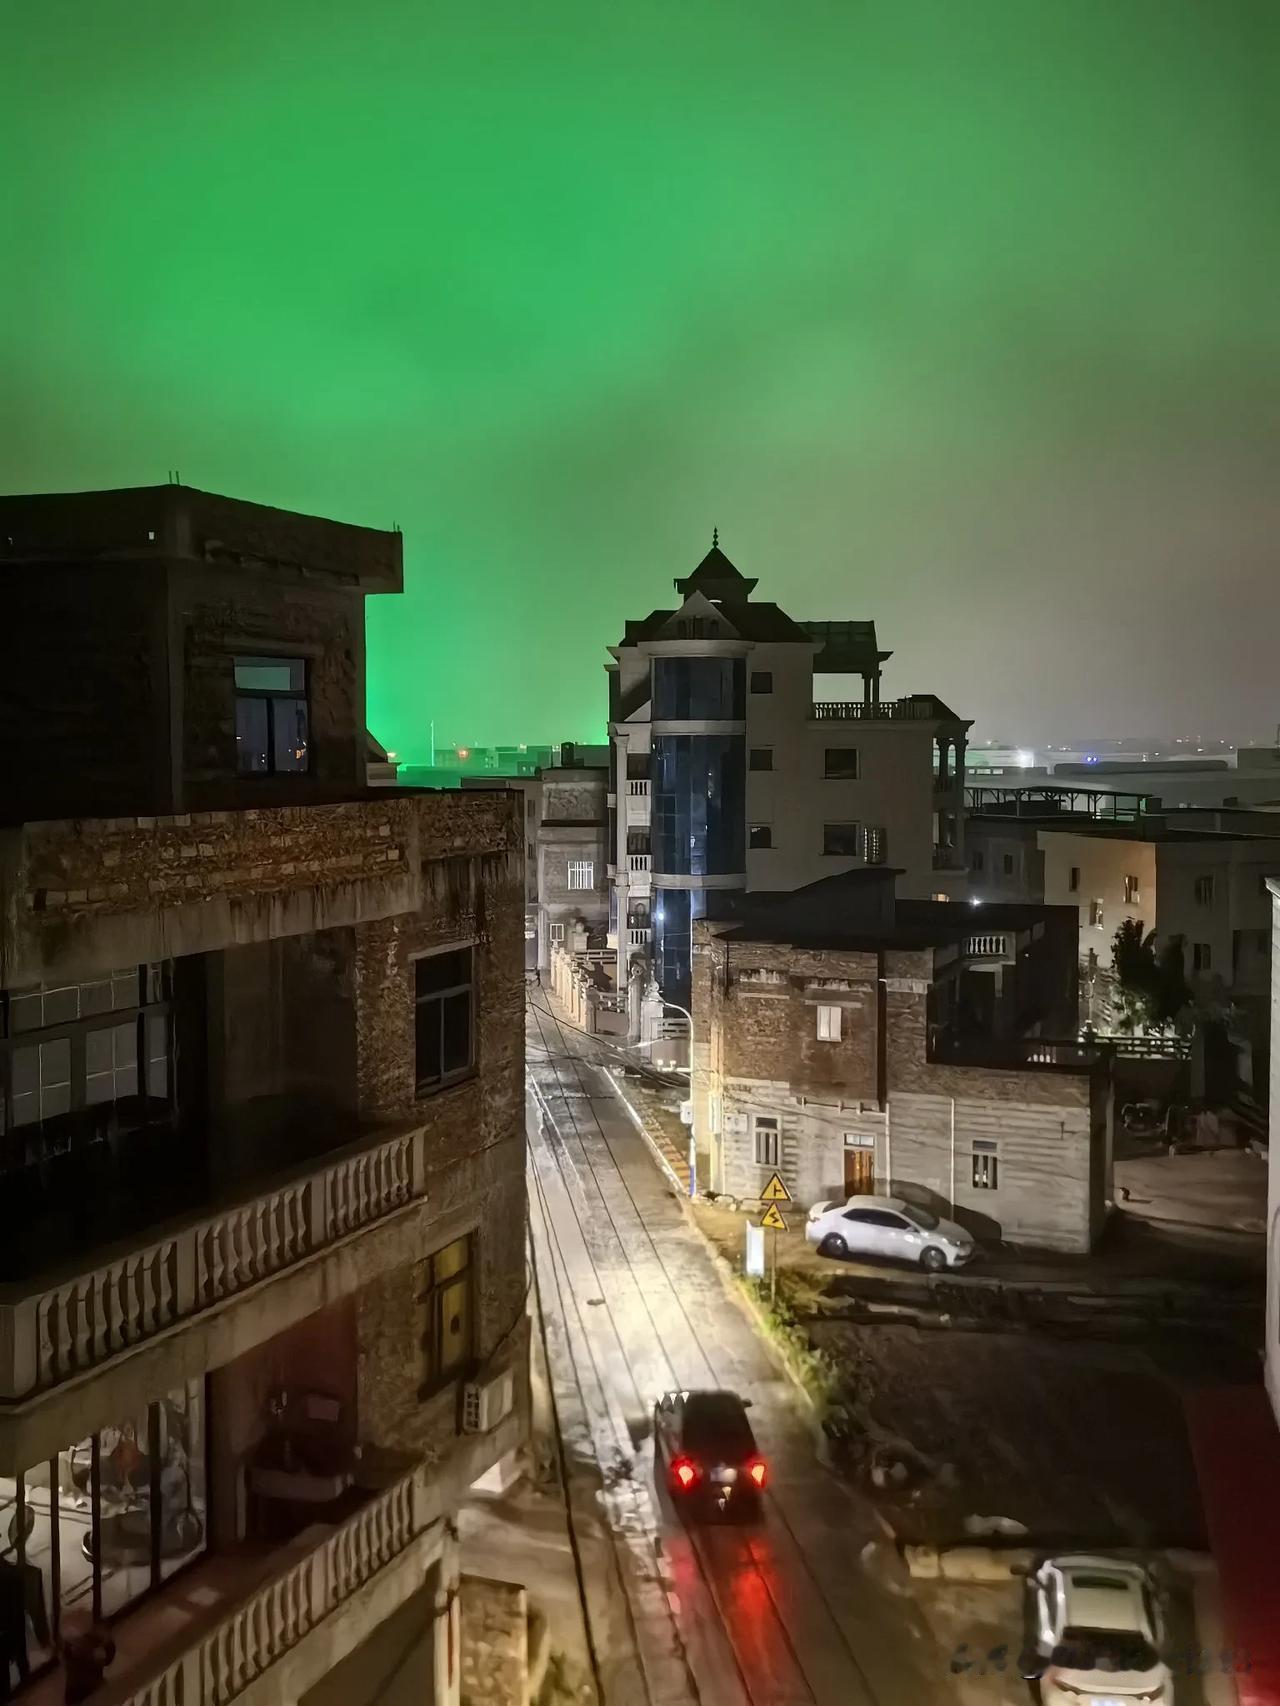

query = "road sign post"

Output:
[[758, 1199, 788, 1304]]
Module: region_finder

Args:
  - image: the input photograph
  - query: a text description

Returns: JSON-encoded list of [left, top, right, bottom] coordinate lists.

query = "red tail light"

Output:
[[672, 1458, 698, 1490], [747, 1458, 768, 1489]]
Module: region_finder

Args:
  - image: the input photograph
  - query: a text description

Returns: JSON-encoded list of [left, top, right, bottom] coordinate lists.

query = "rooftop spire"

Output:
[[712, 525, 719, 548]]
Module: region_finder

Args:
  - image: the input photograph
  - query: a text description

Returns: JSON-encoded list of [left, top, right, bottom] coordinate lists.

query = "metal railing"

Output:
[[811, 696, 949, 722]]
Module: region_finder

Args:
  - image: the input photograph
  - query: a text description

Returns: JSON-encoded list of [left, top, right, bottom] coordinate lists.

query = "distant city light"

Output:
[[1016, 750, 1034, 768], [458, 747, 470, 758]]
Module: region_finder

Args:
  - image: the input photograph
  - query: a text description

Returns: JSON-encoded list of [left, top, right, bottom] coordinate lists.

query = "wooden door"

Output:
[[844, 1146, 874, 1196]]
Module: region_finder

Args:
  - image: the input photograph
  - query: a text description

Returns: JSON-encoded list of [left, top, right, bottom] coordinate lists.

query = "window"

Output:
[[863, 826, 886, 864], [567, 860, 594, 890], [1124, 874, 1140, 904], [2, 965, 172, 1146], [824, 747, 860, 779], [823, 822, 861, 857], [422, 1236, 473, 1391], [972, 1144, 999, 1189], [548, 923, 565, 944], [1194, 874, 1215, 906], [233, 655, 308, 775], [1089, 899, 1104, 927], [1002, 854, 1014, 877], [816, 1004, 842, 1042], [750, 670, 773, 694], [748, 748, 773, 772], [752, 1116, 780, 1167], [1068, 866, 1080, 893], [1192, 941, 1212, 973], [414, 947, 474, 1094], [0, 1379, 209, 1664], [971, 850, 985, 873], [749, 824, 773, 850]]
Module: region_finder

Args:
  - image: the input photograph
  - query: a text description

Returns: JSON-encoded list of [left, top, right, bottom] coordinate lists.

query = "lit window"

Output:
[[1089, 899, 1104, 927], [233, 656, 308, 776], [422, 1236, 473, 1392], [816, 1004, 842, 1042], [548, 923, 566, 944], [1124, 875, 1140, 904], [752, 1116, 780, 1167], [567, 860, 594, 890], [863, 827, 886, 864]]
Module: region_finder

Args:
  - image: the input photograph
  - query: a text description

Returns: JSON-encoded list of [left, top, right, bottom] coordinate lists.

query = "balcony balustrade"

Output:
[[964, 934, 1009, 958], [627, 852, 651, 873], [0, 1122, 428, 1401], [810, 696, 948, 722]]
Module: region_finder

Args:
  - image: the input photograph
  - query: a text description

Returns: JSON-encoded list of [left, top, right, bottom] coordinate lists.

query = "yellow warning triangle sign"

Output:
[[759, 1202, 788, 1232], [759, 1172, 791, 1203]]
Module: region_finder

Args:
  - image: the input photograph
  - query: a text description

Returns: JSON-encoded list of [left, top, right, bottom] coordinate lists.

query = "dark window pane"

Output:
[[651, 658, 744, 721], [749, 825, 772, 849], [234, 656, 306, 693], [441, 991, 472, 1076], [40, 1038, 71, 1087], [416, 948, 472, 996], [111, 970, 140, 1010], [235, 697, 269, 774], [272, 697, 309, 773], [823, 822, 861, 857], [748, 748, 772, 771], [9, 993, 42, 1033], [824, 747, 860, 779], [43, 987, 79, 1026], [415, 1001, 442, 1088], [750, 671, 773, 694]]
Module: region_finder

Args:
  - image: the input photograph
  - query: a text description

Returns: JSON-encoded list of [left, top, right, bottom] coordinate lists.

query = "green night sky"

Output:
[[4, 1, 1277, 758]]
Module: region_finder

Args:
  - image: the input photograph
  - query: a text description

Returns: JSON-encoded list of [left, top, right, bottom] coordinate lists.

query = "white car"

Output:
[[804, 1193, 975, 1272], [1020, 1554, 1172, 1705]]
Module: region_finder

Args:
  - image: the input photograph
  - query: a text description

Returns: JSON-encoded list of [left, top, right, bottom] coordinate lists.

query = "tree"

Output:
[[1110, 920, 1191, 1032]]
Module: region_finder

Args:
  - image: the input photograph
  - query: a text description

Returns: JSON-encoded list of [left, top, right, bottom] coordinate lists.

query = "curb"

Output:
[[605, 1067, 688, 1195]]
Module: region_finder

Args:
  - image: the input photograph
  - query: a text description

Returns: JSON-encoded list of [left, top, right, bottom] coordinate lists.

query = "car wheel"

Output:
[[919, 1245, 947, 1273], [819, 1233, 849, 1259]]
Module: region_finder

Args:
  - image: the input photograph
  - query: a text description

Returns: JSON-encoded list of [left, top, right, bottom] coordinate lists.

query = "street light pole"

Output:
[[661, 999, 697, 1199]]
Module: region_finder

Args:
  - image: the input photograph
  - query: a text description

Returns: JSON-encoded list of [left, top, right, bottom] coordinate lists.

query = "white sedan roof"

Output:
[[1055, 1557, 1150, 1634]]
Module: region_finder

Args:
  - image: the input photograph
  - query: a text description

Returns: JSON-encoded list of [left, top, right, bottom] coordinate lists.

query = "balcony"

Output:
[[965, 934, 1010, 958], [0, 1120, 430, 1403], [16, 1454, 470, 1706], [627, 852, 651, 873], [626, 780, 650, 797], [928, 1025, 1101, 1071], [627, 926, 651, 949], [811, 696, 952, 723]]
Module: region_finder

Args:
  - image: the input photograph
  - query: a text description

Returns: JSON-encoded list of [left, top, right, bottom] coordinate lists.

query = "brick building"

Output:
[[0, 487, 527, 1706], [693, 870, 1112, 1253]]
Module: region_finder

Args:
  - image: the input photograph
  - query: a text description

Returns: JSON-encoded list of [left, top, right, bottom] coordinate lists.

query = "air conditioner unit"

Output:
[[462, 1368, 515, 1435]]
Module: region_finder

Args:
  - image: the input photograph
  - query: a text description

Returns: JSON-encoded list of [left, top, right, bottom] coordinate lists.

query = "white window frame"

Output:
[[816, 1003, 842, 1042], [548, 922, 566, 944], [752, 1116, 780, 1168], [567, 860, 594, 891], [972, 1140, 999, 1190]]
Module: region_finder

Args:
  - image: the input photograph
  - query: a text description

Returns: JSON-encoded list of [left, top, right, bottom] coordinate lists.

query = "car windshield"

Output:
[[1053, 1627, 1158, 1674], [682, 1394, 756, 1459], [899, 1204, 939, 1232]]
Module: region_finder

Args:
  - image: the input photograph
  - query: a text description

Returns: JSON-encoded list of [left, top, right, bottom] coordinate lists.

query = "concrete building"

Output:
[[968, 799, 1280, 1078], [607, 536, 971, 1007], [0, 486, 526, 1706], [692, 871, 1110, 1254], [461, 748, 610, 972]]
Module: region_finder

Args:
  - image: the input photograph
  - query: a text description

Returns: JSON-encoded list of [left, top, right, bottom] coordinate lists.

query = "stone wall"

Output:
[[461, 1575, 529, 1706], [176, 565, 364, 794], [1, 789, 519, 985]]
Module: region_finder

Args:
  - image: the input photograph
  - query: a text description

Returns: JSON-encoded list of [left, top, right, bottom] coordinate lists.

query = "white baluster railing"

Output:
[[1, 1124, 428, 1400], [113, 1469, 428, 1706]]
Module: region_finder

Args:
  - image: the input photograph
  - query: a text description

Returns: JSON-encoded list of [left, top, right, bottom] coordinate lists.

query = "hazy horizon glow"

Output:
[[4, 0, 1278, 761]]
